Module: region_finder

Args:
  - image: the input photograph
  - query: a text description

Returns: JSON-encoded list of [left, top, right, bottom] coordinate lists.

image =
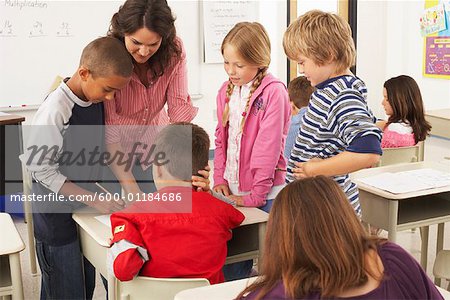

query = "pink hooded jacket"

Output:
[[214, 73, 290, 207]]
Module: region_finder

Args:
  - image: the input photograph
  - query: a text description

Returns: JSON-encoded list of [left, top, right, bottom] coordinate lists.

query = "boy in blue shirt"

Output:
[[20, 36, 133, 299], [283, 10, 382, 215], [284, 76, 314, 160]]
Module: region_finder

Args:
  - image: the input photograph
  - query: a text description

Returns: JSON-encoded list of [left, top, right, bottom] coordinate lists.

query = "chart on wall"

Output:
[[422, 0, 450, 79]]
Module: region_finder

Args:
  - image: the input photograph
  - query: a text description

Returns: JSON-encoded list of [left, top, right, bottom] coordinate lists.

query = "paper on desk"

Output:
[[357, 168, 450, 194], [95, 214, 111, 228], [0, 112, 11, 116]]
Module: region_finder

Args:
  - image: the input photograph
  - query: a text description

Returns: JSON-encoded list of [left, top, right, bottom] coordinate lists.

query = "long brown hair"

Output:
[[108, 0, 182, 78], [237, 176, 384, 299], [384, 75, 431, 143], [220, 22, 270, 130]]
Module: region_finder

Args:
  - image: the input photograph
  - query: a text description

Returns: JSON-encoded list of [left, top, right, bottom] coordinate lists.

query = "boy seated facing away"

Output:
[[109, 123, 245, 284], [284, 76, 315, 160]]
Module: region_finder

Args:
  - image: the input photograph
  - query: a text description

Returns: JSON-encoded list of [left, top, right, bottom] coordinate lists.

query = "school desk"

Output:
[[72, 206, 268, 300], [174, 277, 450, 300], [0, 114, 37, 276], [0, 212, 25, 300], [352, 161, 450, 275], [174, 277, 256, 300], [425, 109, 450, 140]]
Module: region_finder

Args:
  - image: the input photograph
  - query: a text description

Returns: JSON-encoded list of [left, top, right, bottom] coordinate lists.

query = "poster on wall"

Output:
[[423, 36, 450, 79], [420, 3, 447, 36]]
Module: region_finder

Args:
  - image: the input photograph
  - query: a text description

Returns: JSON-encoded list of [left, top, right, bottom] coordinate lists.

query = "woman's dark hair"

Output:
[[108, 0, 182, 78], [384, 75, 431, 143]]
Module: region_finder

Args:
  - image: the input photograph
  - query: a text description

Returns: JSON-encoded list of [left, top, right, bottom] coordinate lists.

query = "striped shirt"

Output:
[[286, 75, 382, 215], [104, 40, 198, 168]]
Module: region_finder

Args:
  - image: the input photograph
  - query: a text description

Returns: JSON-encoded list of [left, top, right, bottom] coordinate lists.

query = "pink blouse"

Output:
[[104, 39, 198, 167], [381, 122, 416, 148]]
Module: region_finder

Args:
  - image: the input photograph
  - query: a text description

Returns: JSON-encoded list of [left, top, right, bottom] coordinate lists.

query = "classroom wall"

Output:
[[8, 1, 288, 146], [13, 1, 450, 148], [357, 0, 450, 119], [192, 1, 288, 142]]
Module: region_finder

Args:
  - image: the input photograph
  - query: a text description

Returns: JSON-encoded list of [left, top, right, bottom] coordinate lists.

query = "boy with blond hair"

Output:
[[284, 76, 315, 159], [283, 10, 382, 215]]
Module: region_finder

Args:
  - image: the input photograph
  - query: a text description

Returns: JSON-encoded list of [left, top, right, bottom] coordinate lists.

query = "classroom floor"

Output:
[[12, 136, 450, 299]]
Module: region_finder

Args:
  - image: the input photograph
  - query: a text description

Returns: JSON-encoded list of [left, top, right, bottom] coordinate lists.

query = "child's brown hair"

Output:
[[154, 122, 209, 181], [80, 36, 133, 79], [288, 76, 315, 109], [384, 75, 431, 143], [237, 176, 384, 300]]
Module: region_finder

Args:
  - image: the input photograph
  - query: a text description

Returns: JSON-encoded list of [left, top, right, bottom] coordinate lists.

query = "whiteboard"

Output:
[[202, 1, 258, 63], [0, 0, 201, 109]]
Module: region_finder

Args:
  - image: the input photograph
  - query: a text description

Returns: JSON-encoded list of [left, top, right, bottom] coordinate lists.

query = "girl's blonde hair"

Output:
[[283, 10, 356, 73], [220, 22, 271, 130]]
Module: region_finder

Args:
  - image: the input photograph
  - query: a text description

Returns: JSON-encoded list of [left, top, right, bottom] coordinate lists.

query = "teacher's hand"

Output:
[[192, 165, 211, 192]]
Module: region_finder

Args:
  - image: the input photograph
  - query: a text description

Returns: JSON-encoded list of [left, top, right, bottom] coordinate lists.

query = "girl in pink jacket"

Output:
[[213, 22, 290, 212]]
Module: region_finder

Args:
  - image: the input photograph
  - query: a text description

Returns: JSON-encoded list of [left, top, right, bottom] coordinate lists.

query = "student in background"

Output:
[[238, 176, 444, 300], [284, 76, 314, 160], [213, 21, 290, 281], [283, 10, 382, 215], [20, 37, 132, 300], [377, 75, 431, 148], [109, 123, 244, 284]]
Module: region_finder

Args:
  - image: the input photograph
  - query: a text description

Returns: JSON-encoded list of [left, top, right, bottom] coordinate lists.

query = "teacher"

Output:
[[104, 0, 201, 195]]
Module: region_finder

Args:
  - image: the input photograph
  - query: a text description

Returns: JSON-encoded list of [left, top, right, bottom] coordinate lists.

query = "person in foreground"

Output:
[[237, 176, 443, 300], [109, 123, 244, 284]]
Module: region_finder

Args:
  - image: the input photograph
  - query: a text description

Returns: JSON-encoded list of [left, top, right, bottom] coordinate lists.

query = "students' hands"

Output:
[[213, 184, 231, 196], [292, 158, 321, 180], [192, 165, 211, 192], [227, 195, 244, 206], [90, 196, 126, 214]]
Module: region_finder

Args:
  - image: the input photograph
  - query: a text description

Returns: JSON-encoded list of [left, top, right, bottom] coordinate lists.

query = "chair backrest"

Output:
[[376, 141, 424, 167], [433, 250, 450, 291], [116, 276, 210, 300]]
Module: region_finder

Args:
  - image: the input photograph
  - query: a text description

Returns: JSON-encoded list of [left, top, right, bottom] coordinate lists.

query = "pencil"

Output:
[[95, 182, 111, 194], [275, 168, 287, 172]]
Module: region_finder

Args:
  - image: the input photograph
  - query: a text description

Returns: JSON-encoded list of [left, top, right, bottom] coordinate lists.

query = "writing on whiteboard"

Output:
[[3, 0, 48, 10]]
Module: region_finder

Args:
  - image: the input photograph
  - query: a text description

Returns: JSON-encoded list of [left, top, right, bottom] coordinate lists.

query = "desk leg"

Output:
[[420, 226, 429, 271], [387, 201, 398, 242], [108, 273, 116, 300], [434, 223, 445, 285], [257, 222, 267, 270], [10, 252, 24, 300], [19, 123, 38, 275]]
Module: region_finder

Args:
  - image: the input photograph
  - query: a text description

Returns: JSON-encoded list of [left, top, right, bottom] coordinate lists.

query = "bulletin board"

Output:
[[422, 0, 450, 79]]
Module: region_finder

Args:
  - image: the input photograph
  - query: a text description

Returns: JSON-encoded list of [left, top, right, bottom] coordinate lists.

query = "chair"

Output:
[[376, 141, 424, 167], [115, 276, 210, 300], [0, 213, 25, 300], [434, 250, 450, 291]]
